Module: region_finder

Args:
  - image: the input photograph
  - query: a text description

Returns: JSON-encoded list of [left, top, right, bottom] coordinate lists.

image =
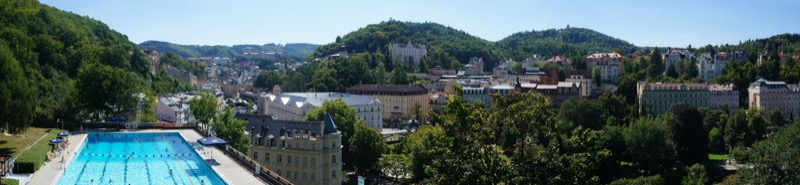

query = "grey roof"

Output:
[[750, 78, 787, 89], [235, 113, 329, 138], [266, 92, 382, 108], [323, 113, 337, 134]]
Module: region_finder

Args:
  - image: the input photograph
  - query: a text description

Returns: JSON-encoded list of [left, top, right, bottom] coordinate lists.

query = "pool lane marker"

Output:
[[163, 133, 196, 185]]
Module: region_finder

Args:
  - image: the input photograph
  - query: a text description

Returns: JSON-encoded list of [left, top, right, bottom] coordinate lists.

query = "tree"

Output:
[[379, 153, 411, 183], [349, 122, 386, 172], [0, 44, 37, 134], [666, 64, 679, 78], [138, 88, 158, 122], [402, 125, 446, 181], [253, 71, 286, 89], [212, 107, 249, 153], [190, 91, 218, 135], [682, 164, 708, 185], [609, 175, 664, 185], [592, 66, 602, 87], [669, 103, 708, 164], [75, 63, 140, 121], [558, 98, 603, 129], [734, 121, 800, 184], [768, 109, 785, 127], [624, 116, 676, 175], [390, 65, 410, 84], [724, 109, 748, 150], [306, 99, 359, 166], [708, 127, 725, 153]]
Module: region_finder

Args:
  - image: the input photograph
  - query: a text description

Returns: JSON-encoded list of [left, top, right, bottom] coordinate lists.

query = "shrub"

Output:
[[1, 178, 20, 185], [13, 130, 63, 173]]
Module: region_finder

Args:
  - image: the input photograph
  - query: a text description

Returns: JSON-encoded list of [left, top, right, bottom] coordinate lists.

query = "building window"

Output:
[[332, 141, 336, 148], [311, 173, 315, 181], [287, 171, 290, 178], [278, 155, 282, 162], [265, 153, 270, 162], [288, 156, 292, 164], [294, 172, 298, 180], [253, 152, 258, 160], [295, 156, 299, 165], [312, 158, 316, 167], [332, 155, 336, 164], [303, 157, 307, 167], [332, 171, 336, 179], [303, 173, 307, 180]]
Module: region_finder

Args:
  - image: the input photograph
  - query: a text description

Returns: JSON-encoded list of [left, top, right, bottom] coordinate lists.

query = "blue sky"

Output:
[[40, 0, 799, 47]]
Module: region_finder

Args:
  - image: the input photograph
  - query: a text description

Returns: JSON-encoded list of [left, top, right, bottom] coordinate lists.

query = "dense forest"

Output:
[[138, 40, 319, 59], [311, 20, 506, 71], [497, 27, 637, 60], [0, 0, 188, 134]]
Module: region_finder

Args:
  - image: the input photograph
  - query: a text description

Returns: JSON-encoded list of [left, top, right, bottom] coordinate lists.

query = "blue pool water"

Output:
[[56, 132, 226, 185]]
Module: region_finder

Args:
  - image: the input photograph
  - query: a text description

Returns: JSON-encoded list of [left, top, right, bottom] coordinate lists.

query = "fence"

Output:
[[193, 126, 292, 185]]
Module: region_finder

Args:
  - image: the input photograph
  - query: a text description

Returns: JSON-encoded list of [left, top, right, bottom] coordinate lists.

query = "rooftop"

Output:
[[346, 84, 428, 94], [265, 92, 381, 108]]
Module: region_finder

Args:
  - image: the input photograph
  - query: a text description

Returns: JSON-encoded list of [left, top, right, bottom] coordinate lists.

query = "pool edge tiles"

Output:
[[173, 131, 234, 185], [55, 132, 228, 185]]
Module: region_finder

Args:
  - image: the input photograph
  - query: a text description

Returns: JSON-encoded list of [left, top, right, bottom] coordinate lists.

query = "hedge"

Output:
[[1, 178, 19, 185], [13, 129, 64, 173]]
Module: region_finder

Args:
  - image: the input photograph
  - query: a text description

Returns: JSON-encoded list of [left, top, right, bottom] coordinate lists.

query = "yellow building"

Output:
[[236, 113, 342, 185], [346, 84, 430, 123]]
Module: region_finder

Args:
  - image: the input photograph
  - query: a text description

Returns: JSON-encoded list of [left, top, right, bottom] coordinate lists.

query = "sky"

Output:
[[40, 0, 800, 48]]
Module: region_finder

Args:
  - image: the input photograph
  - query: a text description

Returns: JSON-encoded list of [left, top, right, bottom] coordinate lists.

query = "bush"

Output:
[[13, 129, 63, 173], [609, 175, 664, 185], [1, 178, 19, 185]]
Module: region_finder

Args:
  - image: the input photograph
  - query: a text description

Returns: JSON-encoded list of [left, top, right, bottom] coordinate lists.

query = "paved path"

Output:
[[26, 129, 267, 185]]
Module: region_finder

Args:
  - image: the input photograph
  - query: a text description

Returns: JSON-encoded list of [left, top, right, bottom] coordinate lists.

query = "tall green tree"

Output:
[[212, 107, 249, 153], [402, 125, 446, 181], [190, 91, 218, 134], [624, 116, 676, 175], [734, 120, 800, 184], [682, 164, 709, 185], [75, 63, 140, 121], [558, 97, 603, 129], [349, 122, 386, 172], [592, 66, 602, 87], [668, 103, 708, 164], [0, 44, 37, 134], [306, 99, 359, 166]]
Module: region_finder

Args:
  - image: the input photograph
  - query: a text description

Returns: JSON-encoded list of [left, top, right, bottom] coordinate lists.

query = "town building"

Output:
[[155, 94, 195, 124], [566, 70, 593, 99], [663, 48, 693, 73], [748, 78, 800, 118], [346, 84, 430, 123], [464, 57, 484, 76], [236, 113, 341, 185], [522, 54, 546, 68], [545, 56, 572, 69], [515, 81, 580, 107], [242, 50, 283, 60], [260, 88, 384, 132], [637, 82, 709, 115], [586, 53, 623, 84], [697, 53, 717, 82], [389, 41, 427, 64], [709, 84, 739, 109]]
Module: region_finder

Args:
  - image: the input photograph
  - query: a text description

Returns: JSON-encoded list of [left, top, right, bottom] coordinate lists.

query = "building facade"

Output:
[[637, 82, 710, 115], [346, 84, 430, 122], [389, 41, 427, 64], [237, 114, 342, 185], [709, 84, 739, 109], [748, 78, 800, 118], [260, 92, 384, 132], [586, 53, 623, 84], [663, 48, 693, 73], [465, 57, 485, 76]]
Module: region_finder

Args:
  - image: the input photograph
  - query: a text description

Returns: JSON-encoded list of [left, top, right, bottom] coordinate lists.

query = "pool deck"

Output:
[[27, 129, 267, 185]]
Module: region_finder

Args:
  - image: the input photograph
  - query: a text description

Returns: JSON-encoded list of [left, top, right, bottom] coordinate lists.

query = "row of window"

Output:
[[275, 170, 336, 181], [254, 152, 338, 167]]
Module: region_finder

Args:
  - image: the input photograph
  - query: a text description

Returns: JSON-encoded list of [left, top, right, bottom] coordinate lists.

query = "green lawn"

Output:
[[1, 178, 19, 185], [709, 154, 729, 161], [0, 127, 53, 156]]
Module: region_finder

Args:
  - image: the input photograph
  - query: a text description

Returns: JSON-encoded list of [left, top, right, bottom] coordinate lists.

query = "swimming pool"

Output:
[[56, 132, 227, 185]]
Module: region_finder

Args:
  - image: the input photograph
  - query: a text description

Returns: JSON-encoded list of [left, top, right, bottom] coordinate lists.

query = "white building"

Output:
[[748, 78, 800, 118], [260, 91, 384, 132], [389, 41, 427, 64], [663, 48, 693, 73], [586, 53, 623, 84], [522, 54, 546, 68], [464, 57, 484, 76], [709, 84, 739, 109], [566, 70, 593, 98], [155, 94, 195, 124]]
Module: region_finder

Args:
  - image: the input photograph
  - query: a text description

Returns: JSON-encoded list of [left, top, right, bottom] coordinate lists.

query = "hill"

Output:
[[311, 20, 506, 71], [137, 41, 319, 59], [497, 27, 637, 60], [0, 0, 188, 133]]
